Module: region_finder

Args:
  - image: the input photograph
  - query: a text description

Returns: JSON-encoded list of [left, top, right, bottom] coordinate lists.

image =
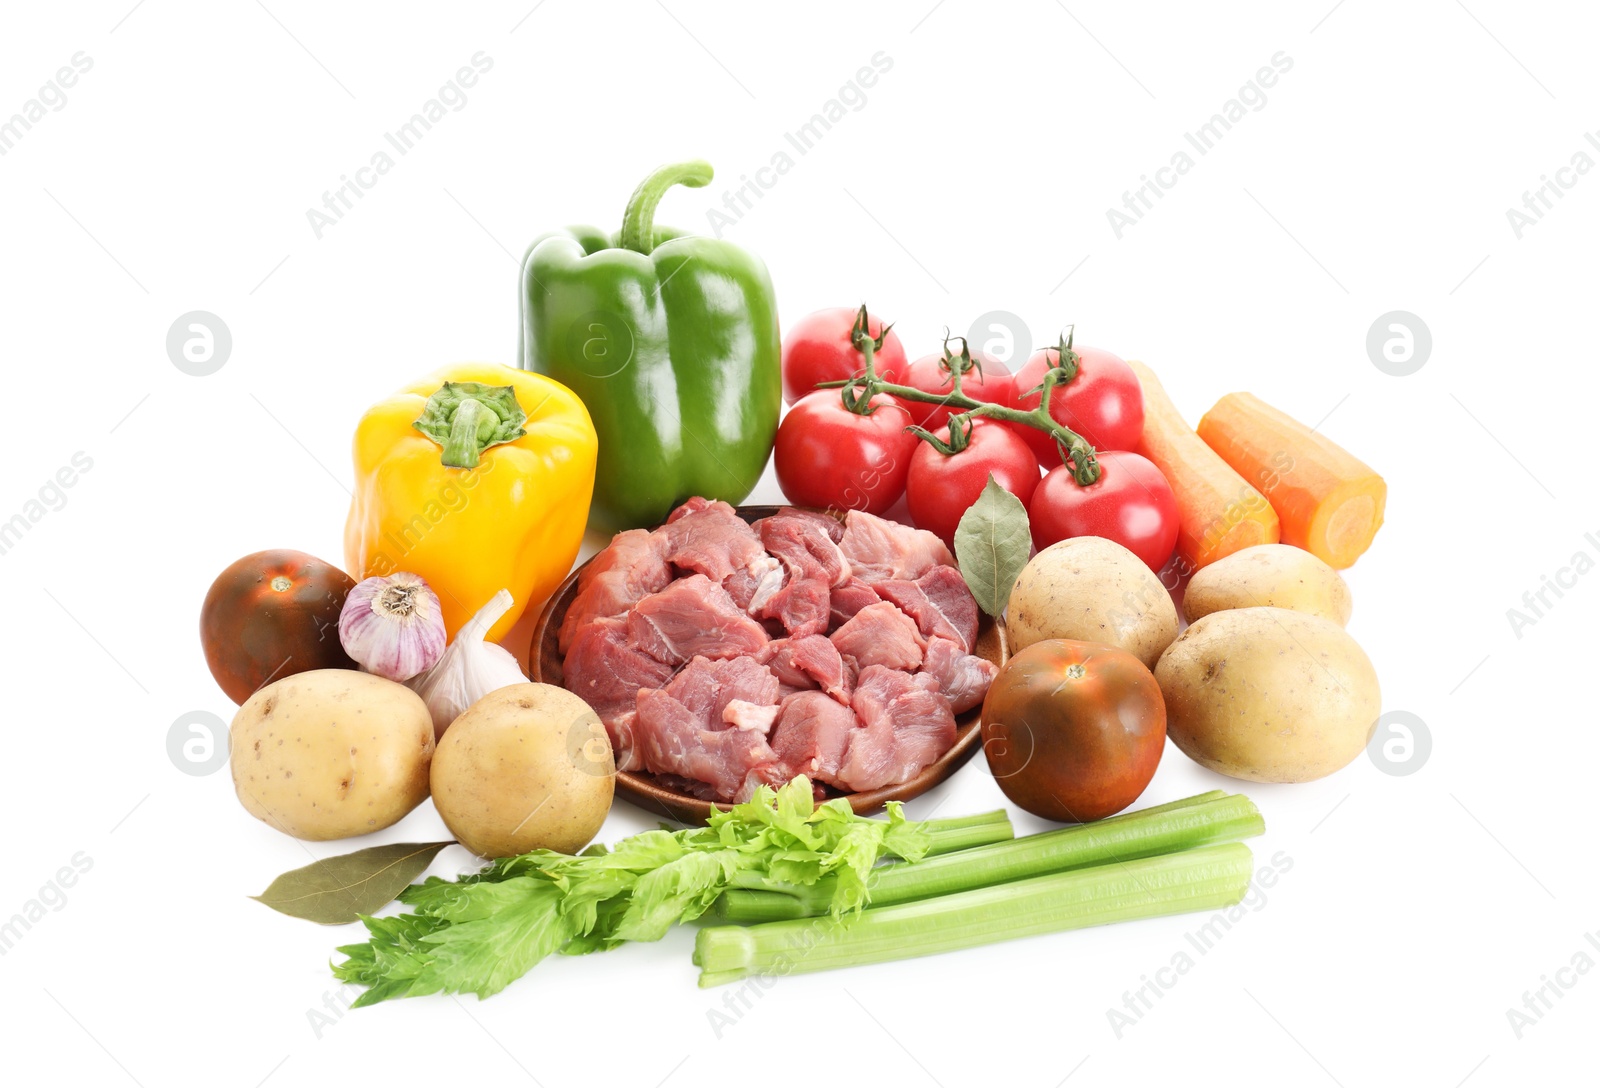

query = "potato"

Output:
[[430, 684, 614, 858], [1183, 544, 1352, 626], [1155, 607, 1380, 783], [1008, 536, 1179, 668], [230, 669, 434, 840]]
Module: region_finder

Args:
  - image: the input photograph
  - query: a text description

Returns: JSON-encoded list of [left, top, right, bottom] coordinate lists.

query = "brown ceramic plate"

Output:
[[529, 505, 1005, 824]]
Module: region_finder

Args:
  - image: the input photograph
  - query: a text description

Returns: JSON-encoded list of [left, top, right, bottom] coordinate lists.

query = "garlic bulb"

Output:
[[408, 589, 527, 739], [338, 572, 446, 681]]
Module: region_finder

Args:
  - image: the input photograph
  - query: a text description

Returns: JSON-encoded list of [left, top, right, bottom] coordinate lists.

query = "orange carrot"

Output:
[[1197, 392, 1385, 570], [1127, 361, 1279, 572]]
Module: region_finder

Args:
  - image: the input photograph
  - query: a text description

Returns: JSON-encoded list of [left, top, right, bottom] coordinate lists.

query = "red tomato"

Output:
[[781, 307, 907, 405], [906, 421, 1041, 545], [774, 391, 918, 515], [1029, 450, 1179, 571], [894, 348, 1013, 430], [1011, 342, 1144, 466]]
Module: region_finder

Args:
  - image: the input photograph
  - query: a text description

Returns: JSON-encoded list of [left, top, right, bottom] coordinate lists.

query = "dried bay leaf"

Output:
[[953, 475, 1031, 619], [253, 841, 455, 924]]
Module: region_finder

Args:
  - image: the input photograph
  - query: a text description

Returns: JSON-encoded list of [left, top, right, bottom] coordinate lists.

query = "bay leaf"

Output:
[[953, 476, 1031, 619], [253, 841, 455, 925]]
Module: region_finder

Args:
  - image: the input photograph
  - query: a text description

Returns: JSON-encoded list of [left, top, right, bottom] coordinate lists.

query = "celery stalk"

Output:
[[695, 842, 1254, 986], [710, 791, 1260, 924], [922, 810, 1015, 856]]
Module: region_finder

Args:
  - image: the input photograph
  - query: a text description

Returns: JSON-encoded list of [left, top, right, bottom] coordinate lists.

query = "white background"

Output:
[[1, 2, 1594, 1085]]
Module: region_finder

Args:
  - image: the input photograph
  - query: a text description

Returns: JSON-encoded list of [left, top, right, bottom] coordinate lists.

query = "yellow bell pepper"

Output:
[[344, 362, 597, 642]]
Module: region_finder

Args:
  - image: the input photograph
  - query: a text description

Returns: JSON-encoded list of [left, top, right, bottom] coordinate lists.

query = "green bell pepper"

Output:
[[519, 160, 781, 531]]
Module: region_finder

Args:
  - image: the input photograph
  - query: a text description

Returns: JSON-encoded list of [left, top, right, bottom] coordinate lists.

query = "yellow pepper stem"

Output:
[[411, 381, 528, 470]]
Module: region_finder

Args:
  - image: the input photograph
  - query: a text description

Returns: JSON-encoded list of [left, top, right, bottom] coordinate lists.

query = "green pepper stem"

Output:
[[619, 160, 714, 255]]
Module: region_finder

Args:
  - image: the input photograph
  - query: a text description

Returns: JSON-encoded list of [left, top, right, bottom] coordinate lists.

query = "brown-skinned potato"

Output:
[[1183, 544, 1353, 626], [1155, 607, 1379, 783], [430, 684, 614, 858], [230, 669, 434, 840], [1008, 537, 1179, 668]]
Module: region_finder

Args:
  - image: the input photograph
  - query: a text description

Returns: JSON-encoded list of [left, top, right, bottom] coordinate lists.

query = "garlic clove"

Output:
[[407, 589, 528, 739], [338, 572, 447, 682]]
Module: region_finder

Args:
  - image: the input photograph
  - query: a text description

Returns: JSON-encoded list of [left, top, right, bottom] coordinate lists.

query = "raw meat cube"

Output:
[[723, 554, 784, 613], [659, 499, 765, 582], [634, 688, 781, 802], [759, 635, 850, 703], [829, 577, 882, 626], [627, 576, 770, 664], [561, 617, 675, 770], [663, 655, 781, 727], [758, 513, 852, 586], [768, 691, 860, 789], [558, 529, 672, 653], [755, 576, 831, 639], [830, 601, 926, 671], [873, 564, 980, 652], [836, 666, 958, 792], [778, 507, 845, 542], [919, 636, 998, 714], [838, 510, 955, 584]]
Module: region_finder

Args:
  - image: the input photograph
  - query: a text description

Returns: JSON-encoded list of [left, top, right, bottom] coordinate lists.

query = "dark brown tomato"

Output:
[[980, 638, 1165, 821], [200, 549, 358, 704]]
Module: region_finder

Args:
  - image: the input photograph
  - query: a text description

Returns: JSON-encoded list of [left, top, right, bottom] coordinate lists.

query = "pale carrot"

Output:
[[1127, 361, 1280, 572], [1196, 392, 1385, 570]]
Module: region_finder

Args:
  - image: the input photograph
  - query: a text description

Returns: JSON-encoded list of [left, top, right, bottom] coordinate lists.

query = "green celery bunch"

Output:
[[332, 777, 959, 1006]]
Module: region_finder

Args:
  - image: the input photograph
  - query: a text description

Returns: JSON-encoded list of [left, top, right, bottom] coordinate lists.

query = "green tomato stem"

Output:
[[830, 314, 1100, 483], [841, 304, 888, 416], [819, 370, 1101, 484], [827, 322, 1100, 482]]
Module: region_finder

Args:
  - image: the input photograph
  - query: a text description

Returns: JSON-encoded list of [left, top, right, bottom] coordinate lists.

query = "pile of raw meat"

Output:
[[559, 498, 999, 803]]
